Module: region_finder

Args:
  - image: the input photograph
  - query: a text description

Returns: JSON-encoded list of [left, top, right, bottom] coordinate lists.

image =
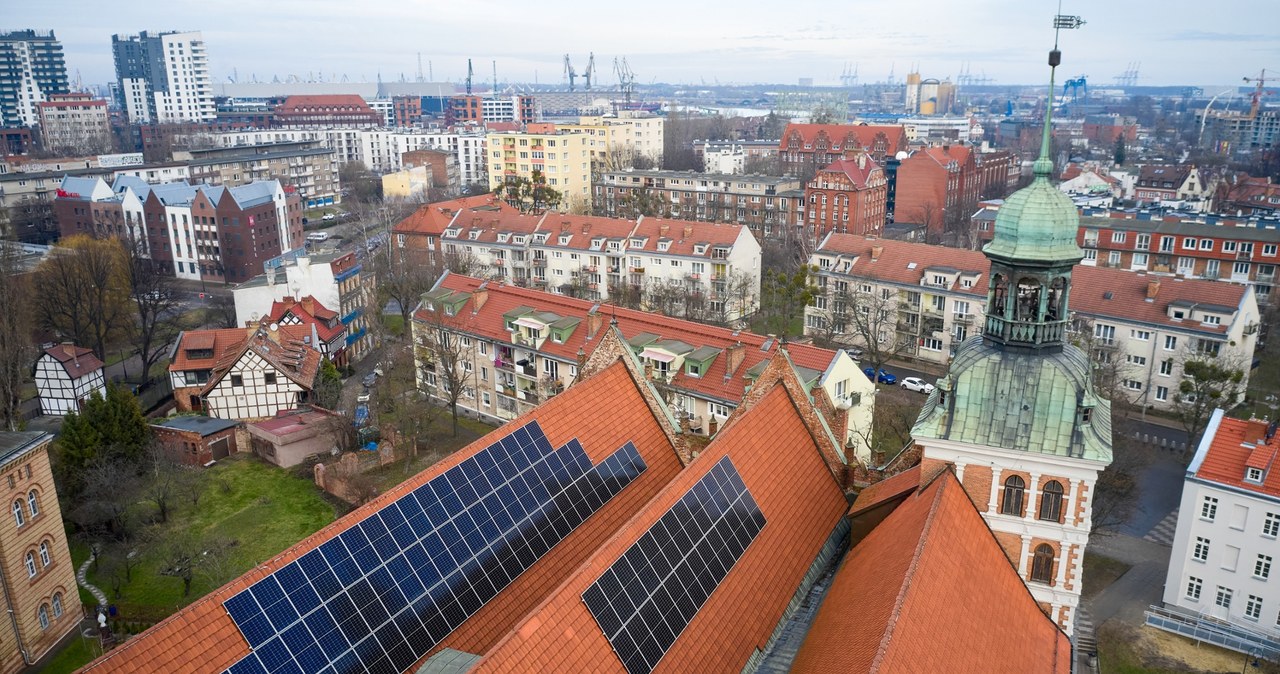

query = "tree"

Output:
[[142, 445, 193, 524], [376, 342, 442, 462], [0, 246, 32, 431], [339, 161, 381, 203], [1113, 134, 1127, 166], [1173, 356, 1246, 445], [68, 456, 142, 540], [207, 293, 239, 329], [157, 533, 202, 597], [815, 284, 915, 380], [2, 197, 58, 244], [756, 266, 819, 339], [493, 171, 562, 214], [124, 239, 182, 379], [313, 359, 344, 410], [33, 236, 131, 361], [850, 395, 919, 464], [413, 310, 471, 436], [56, 385, 149, 495], [1090, 419, 1144, 531], [376, 255, 440, 330], [608, 185, 665, 219]]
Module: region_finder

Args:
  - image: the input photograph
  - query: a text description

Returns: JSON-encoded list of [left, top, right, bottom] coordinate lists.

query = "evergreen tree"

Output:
[[55, 384, 148, 495], [313, 359, 344, 410], [1113, 135, 1127, 166]]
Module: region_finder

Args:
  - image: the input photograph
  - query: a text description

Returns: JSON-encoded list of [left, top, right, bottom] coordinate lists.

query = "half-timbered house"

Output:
[[201, 327, 322, 421], [32, 344, 104, 416]]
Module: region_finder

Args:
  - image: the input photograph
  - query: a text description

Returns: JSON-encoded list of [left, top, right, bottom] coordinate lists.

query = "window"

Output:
[[51, 593, 62, 618], [1123, 379, 1142, 391], [24, 552, 36, 578], [1247, 595, 1263, 620], [37, 605, 48, 630], [1094, 324, 1115, 344], [1159, 359, 1174, 376], [1265, 512, 1280, 537], [1216, 586, 1233, 609], [1030, 544, 1055, 584], [1186, 576, 1203, 600], [1193, 536, 1210, 561], [1156, 385, 1169, 401], [1127, 354, 1147, 366], [1201, 496, 1219, 521], [38, 542, 49, 567], [1266, 244, 1278, 257], [710, 402, 731, 419], [1256, 554, 1272, 579], [1000, 475, 1025, 515], [1248, 467, 1265, 483], [1183, 237, 1196, 249], [230, 374, 244, 387], [1038, 481, 1065, 522], [1200, 239, 1214, 251], [12, 501, 22, 527], [922, 338, 943, 351], [1164, 335, 1178, 350], [1131, 329, 1151, 341], [1111, 231, 1126, 244]]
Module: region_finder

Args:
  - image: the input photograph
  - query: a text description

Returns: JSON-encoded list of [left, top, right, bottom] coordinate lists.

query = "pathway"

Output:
[[76, 554, 108, 608]]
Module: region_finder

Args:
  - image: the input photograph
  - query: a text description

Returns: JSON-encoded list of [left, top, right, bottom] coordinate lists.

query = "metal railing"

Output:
[[1144, 605, 1280, 661]]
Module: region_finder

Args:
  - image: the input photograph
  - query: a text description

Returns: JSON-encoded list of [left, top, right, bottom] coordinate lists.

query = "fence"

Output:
[[1145, 604, 1280, 661]]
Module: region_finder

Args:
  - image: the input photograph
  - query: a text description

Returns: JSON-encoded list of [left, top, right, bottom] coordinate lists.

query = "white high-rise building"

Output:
[[112, 31, 215, 124]]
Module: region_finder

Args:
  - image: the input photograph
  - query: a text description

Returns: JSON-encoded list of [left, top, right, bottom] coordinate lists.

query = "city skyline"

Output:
[[7, 0, 1279, 92]]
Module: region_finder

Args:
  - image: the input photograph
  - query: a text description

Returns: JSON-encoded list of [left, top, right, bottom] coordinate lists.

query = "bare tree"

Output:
[[1090, 420, 1144, 532], [143, 443, 195, 524], [0, 246, 32, 430], [849, 394, 919, 465], [814, 284, 915, 379], [375, 255, 440, 331], [207, 293, 239, 329], [124, 240, 182, 379], [1068, 319, 1141, 412], [34, 236, 131, 360], [412, 309, 471, 436], [377, 342, 443, 461]]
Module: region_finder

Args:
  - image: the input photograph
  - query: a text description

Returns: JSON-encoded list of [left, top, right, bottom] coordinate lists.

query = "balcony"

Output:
[[687, 272, 701, 281], [1238, 251, 1254, 261]]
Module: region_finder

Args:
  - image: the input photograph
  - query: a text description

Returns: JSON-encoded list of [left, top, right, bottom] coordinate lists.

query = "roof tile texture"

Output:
[[1196, 416, 1280, 498]]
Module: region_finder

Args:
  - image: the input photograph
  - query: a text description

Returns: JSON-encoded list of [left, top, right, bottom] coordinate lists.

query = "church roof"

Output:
[[982, 174, 1083, 266], [911, 338, 1112, 463]]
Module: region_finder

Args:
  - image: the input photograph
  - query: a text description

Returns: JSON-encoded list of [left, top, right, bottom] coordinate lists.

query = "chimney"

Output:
[[587, 311, 603, 339], [1244, 418, 1270, 445], [871, 245, 884, 261], [857, 153, 867, 170], [471, 287, 489, 312], [1146, 280, 1161, 299], [943, 145, 951, 155], [726, 341, 745, 375], [301, 296, 314, 316], [561, 221, 570, 232], [683, 225, 693, 239], [581, 222, 591, 234], [659, 224, 669, 236]]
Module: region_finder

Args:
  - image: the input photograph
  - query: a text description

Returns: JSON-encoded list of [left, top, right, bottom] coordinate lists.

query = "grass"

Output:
[[41, 635, 102, 674], [1098, 621, 1182, 674], [1241, 340, 1280, 420], [382, 314, 405, 338], [83, 455, 336, 623], [1097, 620, 1280, 673], [1081, 551, 1132, 599]]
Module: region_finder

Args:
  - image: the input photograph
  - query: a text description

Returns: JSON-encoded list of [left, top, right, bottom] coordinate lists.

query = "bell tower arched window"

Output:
[[1038, 480, 1065, 522], [1030, 544, 1055, 584], [1000, 475, 1025, 515]]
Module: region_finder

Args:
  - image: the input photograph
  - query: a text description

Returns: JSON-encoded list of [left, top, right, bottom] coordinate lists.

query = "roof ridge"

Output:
[[868, 473, 949, 673]]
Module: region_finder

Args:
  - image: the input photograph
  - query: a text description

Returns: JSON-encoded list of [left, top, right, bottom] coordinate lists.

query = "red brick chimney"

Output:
[[1146, 280, 1161, 299], [871, 245, 884, 261], [1244, 419, 1270, 445], [587, 311, 603, 340], [726, 342, 745, 375], [683, 225, 693, 239]]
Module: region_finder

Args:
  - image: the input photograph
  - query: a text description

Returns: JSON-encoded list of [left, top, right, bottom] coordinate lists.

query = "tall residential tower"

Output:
[[111, 30, 214, 124], [0, 30, 69, 128]]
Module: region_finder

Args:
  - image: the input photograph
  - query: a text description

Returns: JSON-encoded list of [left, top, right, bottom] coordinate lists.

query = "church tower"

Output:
[[909, 27, 1112, 637]]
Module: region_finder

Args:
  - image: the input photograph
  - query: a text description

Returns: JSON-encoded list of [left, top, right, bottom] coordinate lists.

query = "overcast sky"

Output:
[[11, 0, 1280, 90]]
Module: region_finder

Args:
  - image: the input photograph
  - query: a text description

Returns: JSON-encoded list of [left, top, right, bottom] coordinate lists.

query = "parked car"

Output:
[[900, 377, 935, 394], [321, 213, 336, 221], [863, 367, 897, 385], [361, 373, 377, 387]]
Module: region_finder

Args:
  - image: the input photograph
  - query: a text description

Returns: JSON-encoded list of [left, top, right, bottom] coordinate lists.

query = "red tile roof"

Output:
[[817, 235, 1250, 332], [202, 328, 323, 394], [265, 296, 344, 343], [81, 359, 686, 673], [442, 208, 545, 245], [393, 195, 512, 237], [169, 328, 254, 373], [275, 94, 375, 113], [631, 217, 747, 258], [781, 123, 908, 157], [1193, 414, 1280, 499], [849, 465, 922, 518], [40, 343, 103, 379], [423, 274, 840, 405], [791, 470, 1072, 673], [816, 157, 883, 190], [473, 384, 849, 673]]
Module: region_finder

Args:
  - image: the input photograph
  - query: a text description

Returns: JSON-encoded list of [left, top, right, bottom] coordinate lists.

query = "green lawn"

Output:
[[382, 314, 405, 337], [1081, 551, 1131, 599], [84, 455, 337, 623], [41, 635, 102, 674]]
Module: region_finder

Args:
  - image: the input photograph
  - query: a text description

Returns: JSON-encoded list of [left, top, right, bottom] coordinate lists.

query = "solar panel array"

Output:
[[221, 420, 647, 674], [582, 456, 766, 674]]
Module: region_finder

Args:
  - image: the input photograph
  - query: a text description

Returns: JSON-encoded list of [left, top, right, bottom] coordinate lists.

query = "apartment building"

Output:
[[1155, 410, 1280, 658], [0, 30, 69, 128], [487, 126, 598, 210], [803, 156, 888, 238], [412, 273, 874, 457], [894, 144, 981, 235], [1134, 164, 1206, 204], [392, 194, 514, 268], [272, 95, 382, 129], [693, 139, 779, 167], [1077, 215, 1280, 303], [54, 175, 303, 283], [180, 141, 340, 208], [804, 234, 1259, 411], [112, 31, 214, 123], [0, 432, 82, 672], [35, 93, 110, 154], [593, 169, 803, 240]]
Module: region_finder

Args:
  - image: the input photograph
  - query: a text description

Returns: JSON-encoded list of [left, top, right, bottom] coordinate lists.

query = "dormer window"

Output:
[[686, 362, 702, 377], [694, 245, 708, 255], [559, 235, 571, 245], [497, 234, 510, 243], [658, 241, 670, 252], [468, 231, 480, 240], [1080, 407, 1092, 423], [630, 238, 644, 248], [1247, 467, 1265, 483]]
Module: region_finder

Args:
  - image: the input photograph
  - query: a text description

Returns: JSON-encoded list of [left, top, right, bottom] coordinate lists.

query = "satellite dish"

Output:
[[269, 322, 279, 331], [250, 312, 260, 321]]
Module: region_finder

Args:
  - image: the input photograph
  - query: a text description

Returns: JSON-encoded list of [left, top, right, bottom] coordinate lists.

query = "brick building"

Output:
[[893, 144, 979, 237], [36, 93, 111, 154], [401, 148, 460, 193], [182, 141, 341, 209], [273, 95, 382, 129], [150, 415, 239, 466], [802, 156, 888, 238], [778, 123, 909, 176], [392, 95, 422, 127], [0, 432, 82, 672]]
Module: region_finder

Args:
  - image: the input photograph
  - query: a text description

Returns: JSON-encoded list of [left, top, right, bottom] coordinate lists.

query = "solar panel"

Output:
[[582, 456, 765, 674], [221, 420, 647, 674]]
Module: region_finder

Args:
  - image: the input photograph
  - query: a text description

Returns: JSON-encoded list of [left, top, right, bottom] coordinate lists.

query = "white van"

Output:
[[306, 231, 330, 242]]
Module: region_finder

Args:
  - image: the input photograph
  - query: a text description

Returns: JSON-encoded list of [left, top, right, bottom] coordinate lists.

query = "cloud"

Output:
[[1168, 31, 1276, 43]]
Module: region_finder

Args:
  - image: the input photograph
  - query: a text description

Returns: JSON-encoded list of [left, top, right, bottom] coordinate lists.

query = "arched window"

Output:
[[37, 604, 49, 630], [1038, 481, 1065, 522], [52, 593, 63, 618], [11, 501, 22, 527], [38, 542, 50, 567], [24, 552, 36, 578], [1031, 544, 1056, 584], [1000, 475, 1025, 515], [26, 490, 38, 518]]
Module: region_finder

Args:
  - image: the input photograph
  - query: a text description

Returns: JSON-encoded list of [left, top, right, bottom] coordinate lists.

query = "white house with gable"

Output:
[[33, 344, 105, 416]]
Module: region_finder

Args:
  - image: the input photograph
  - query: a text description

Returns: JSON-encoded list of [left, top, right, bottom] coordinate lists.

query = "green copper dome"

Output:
[[982, 170, 1083, 265]]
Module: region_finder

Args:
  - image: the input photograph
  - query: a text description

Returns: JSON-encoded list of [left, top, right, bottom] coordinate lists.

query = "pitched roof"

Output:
[[473, 384, 849, 673], [393, 195, 512, 237], [169, 328, 254, 373], [814, 157, 883, 190], [266, 296, 344, 343], [817, 234, 989, 296], [442, 208, 544, 245], [848, 465, 922, 518], [201, 328, 323, 395], [629, 217, 746, 257], [421, 274, 839, 405], [81, 358, 687, 673], [151, 415, 239, 436], [275, 94, 376, 113], [1190, 411, 1280, 499], [40, 343, 103, 379], [791, 470, 1072, 673], [781, 123, 908, 156]]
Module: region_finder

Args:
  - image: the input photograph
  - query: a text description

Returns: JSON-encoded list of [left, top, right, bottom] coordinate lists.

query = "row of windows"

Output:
[[1186, 577, 1272, 622], [1200, 496, 1280, 537], [12, 489, 39, 527], [1000, 476, 1067, 522], [24, 541, 52, 578], [36, 593, 64, 630]]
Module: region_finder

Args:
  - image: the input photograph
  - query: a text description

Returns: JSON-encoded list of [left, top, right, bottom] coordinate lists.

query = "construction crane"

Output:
[[614, 56, 636, 106], [465, 59, 474, 95], [1244, 69, 1275, 119], [563, 54, 577, 91], [584, 53, 596, 91]]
